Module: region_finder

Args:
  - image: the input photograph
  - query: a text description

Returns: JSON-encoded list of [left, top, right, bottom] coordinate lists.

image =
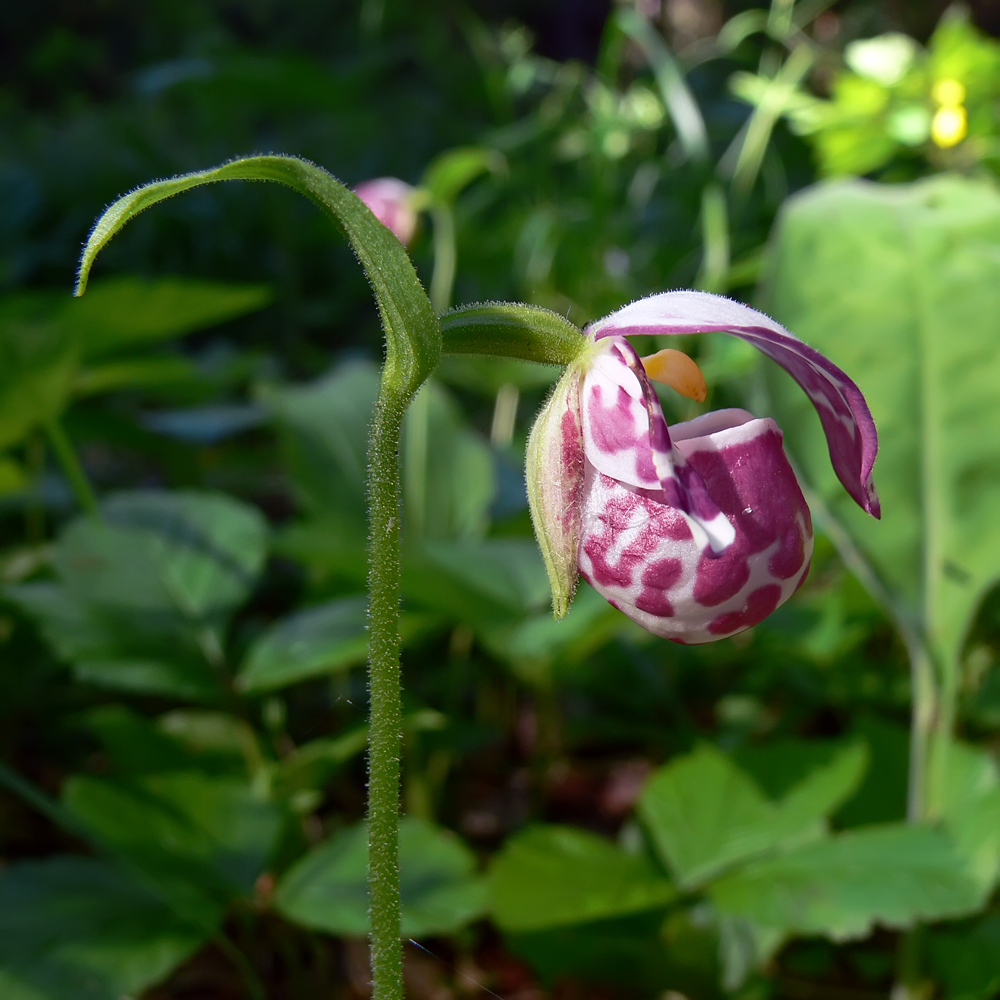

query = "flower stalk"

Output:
[[366, 382, 408, 1000]]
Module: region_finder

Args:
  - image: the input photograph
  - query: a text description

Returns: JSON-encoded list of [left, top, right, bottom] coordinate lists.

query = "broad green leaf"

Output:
[[262, 360, 379, 523], [709, 823, 985, 940], [770, 740, 869, 836], [6, 490, 267, 699], [274, 817, 487, 937], [639, 746, 773, 889], [5, 582, 225, 701], [0, 856, 206, 1000], [928, 912, 1000, 1000], [273, 727, 369, 798], [488, 824, 675, 932], [58, 276, 272, 358], [639, 743, 865, 890], [268, 367, 494, 541], [64, 772, 285, 924], [938, 741, 1000, 892], [58, 490, 267, 618], [236, 597, 439, 693], [0, 295, 78, 449], [273, 517, 368, 587], [237, 597, 368, 693], [402, 379, 495, 540], [85, 706, 260, 779], [76, 154, 440, 398], [761, 175, 1000, 670], [403, 538, 550, 626]]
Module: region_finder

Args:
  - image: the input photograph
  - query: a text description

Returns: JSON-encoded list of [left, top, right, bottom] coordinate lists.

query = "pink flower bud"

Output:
[[526, 291, 880, 643], [353, 177, 418, 245]]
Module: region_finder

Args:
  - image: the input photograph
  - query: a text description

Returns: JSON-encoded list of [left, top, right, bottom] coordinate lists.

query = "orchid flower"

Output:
[[526, 291, 879, 644], [353, 177, 419, 245]]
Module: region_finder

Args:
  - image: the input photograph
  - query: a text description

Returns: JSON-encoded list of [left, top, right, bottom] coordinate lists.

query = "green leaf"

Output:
[[928, 912, 1000, 1000], [771, 740, 869, 837], [402, 379, 495, 540], [59, 276, 272, 359], [402, 538, 550, 627], [488, 824, 675, 932], [65, 771, 284, 925], [0, 294, 78, 450], [639, 743, 866, 890], [59, 490, 268, 618], [76, 154, 440, 398], [6, 582, 225, 701], [237, 596, 369, 693], [0, 856, 206, 1000], [5, 490, 267, 699], [262, 360, 380, 523], [761, 175, 1000, 670], [274, 817, 487, 937], [85, 706, 259, 779], [272, 727, 369, 798], [938, 741, 1000, 892], [236, 597, 439, 694], [709, 824, 985, 940]]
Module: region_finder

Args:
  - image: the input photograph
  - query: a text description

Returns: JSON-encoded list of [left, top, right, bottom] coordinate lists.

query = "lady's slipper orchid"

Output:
[[353, 177, 419, 245], [526, 290, 879, 644]]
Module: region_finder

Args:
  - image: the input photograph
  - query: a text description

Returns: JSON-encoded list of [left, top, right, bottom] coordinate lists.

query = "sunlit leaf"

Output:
[[489, 825, 675, 932], [763, 175, 1000, 673], [709, 824, 985, 940], [58, 276, 272, 359], [639, 743, 867, 889]]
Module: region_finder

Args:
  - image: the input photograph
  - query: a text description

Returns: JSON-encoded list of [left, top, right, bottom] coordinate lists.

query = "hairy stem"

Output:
[[366, 382, 407, 1000]]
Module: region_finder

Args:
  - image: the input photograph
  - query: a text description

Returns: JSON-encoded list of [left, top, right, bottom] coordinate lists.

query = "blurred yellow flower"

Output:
[[930, 78, 968, 147], [932, 78, 966, 107]]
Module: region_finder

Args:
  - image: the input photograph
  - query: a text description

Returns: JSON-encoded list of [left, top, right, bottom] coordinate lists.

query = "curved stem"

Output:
[[366, 381, 408, 1000]]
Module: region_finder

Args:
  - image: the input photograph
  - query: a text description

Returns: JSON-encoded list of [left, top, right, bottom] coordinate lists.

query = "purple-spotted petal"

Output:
[[581, 338, 659, 490], [581, 337, 735, 555], [578, 412, 813, 643], [587, 290, 880, 518]]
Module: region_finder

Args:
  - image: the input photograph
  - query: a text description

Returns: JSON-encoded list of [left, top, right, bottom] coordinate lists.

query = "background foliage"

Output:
[[4, 1, 1000, 998]]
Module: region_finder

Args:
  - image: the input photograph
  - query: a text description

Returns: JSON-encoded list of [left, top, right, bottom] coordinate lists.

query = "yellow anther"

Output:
[[641, 348, 707, 403], [932, 78, 966, 107]]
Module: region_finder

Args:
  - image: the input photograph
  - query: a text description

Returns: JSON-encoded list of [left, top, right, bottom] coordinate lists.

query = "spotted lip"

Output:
[[578, 412, 814, 644]]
